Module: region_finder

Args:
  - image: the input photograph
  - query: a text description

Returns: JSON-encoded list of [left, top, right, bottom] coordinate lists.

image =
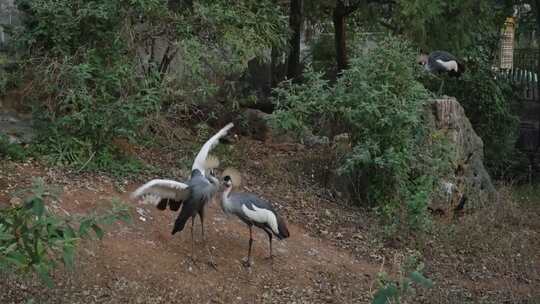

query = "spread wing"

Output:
[[192, 123, 234, 175], [131, 179, 190, 211]]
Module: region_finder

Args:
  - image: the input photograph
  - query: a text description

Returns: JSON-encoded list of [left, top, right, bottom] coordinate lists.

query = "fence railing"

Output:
[[513, 48, 539, 71], [497, 67, 539, 101], [497, 48, 540, 158]]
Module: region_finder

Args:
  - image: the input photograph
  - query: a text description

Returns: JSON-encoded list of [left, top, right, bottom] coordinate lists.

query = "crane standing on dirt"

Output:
[[418, 50, 465, 94], [219, 169, 290, 267], [131, 123, 234, 266]]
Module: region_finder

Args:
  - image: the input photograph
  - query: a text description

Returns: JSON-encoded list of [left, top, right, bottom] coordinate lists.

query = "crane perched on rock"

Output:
[[219, 168, 290, 267], [418, 50, 465, 94], [131, 123, 234, 266]]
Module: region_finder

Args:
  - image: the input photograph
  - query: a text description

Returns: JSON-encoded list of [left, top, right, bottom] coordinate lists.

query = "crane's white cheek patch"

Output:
[[241, 205, 279, 234]]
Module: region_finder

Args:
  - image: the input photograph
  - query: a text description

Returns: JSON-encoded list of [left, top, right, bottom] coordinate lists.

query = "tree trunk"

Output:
[[333, 1, 348, 72], [533, 0, 540, 150], [286, 0, 304, 80], [271, 47, 282, 88]]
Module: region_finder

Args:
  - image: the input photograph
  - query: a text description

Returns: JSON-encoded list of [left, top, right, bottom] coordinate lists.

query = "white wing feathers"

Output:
[[192, 123, 234, 174], [131, 179, 189, 205], [241, 204, 279, 235], [436, 59, 458, 72]]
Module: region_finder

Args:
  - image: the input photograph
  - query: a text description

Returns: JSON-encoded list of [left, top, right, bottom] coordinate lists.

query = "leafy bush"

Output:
[[13, 0, 166, 171], [26, 52, 162, 173], [13, 0, 288, 171], [372, 253, 434, 304], [0, 178, 131, 287], [272, 36, 449, 232], [0, 134, 29, 161]]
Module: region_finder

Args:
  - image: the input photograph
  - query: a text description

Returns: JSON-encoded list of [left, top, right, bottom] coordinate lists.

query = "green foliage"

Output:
[[372, 253, 434, 304], [0, 135, 29, 161], [13, 0, 288, 172], [369, 0, 507, 54], [165, 0, 288, 103], [272, 36, 449, 232], [14, 0, 167, 171], [309, 33, 337, 75], [0, 178, 131, 287]]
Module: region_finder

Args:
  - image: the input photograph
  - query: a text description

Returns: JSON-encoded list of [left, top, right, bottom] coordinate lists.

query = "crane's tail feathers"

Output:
[[204, 155, 220, 170], [457, 61, 465, 73], [276, 215, 290, 240], [171, 201, 195, 235], [192, 123, 234, 174], [448, 61, 465, 77], [222, 167, 242, 188]]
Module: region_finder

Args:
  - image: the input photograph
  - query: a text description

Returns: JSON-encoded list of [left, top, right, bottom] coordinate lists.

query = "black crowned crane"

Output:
[[131, 123, 234, 264], [418, 50, 465, 94], [220, 168, 290, 267]]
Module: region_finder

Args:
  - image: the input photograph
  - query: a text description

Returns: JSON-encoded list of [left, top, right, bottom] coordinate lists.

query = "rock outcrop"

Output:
[[0, 110, 34, 144], [429, 97, 496, 212], [300, 97, 496, 213]]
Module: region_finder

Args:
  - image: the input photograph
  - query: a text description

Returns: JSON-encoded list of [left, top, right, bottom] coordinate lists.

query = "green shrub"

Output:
[[14, 0, 288, 172], [372, 253, 434, 304], [14, 0, 166, 171], [0, 134, 29, 161], [0, 178, 131, 287], [272, 36, 449, 232]]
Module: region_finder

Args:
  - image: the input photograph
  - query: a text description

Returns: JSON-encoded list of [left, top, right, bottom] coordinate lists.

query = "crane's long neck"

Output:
[[221, 186, 233, 214]]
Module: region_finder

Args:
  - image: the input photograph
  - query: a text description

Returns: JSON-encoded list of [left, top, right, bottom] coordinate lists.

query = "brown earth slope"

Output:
[[1, 138, 539, 303]]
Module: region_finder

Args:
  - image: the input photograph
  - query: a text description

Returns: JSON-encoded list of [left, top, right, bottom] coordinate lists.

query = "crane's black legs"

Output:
[[266, 232, 273, 260], [190, 217, 195, 259], [438, 79, 445, 95], [199, 210, 217, 269], [199, 210, 205, 241], [243, 225, 254, 267]]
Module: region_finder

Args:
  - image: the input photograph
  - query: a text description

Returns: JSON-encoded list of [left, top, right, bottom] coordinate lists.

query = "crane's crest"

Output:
[[204, 155, 220, 170], [222, 167, 242, 188]]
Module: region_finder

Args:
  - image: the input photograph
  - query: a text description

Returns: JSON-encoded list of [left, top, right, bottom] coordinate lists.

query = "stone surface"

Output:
[[0, 110, 34, 144], [0, 0, 21, 50], [316, 97, 495, 211], [303, 134, 330, 147], [429, 96, 496, 212], [237, 108, 271, 141], [236, 108, 295, 143]]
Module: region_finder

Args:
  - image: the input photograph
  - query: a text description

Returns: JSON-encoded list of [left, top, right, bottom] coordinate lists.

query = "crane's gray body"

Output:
[[171, 169, 218, 234], [221, 190, 289, 240], [424, 51, 460, 74], [222, 193, 273, 226]]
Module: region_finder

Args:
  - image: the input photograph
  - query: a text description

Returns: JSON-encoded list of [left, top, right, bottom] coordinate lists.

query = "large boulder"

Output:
[[0, 110, 34, 144], [308, 97, 496, 212], [429, 97, 496, 212]]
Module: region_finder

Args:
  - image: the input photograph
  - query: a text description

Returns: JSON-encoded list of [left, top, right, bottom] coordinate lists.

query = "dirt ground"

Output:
[[1, 138, 539, 303]]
